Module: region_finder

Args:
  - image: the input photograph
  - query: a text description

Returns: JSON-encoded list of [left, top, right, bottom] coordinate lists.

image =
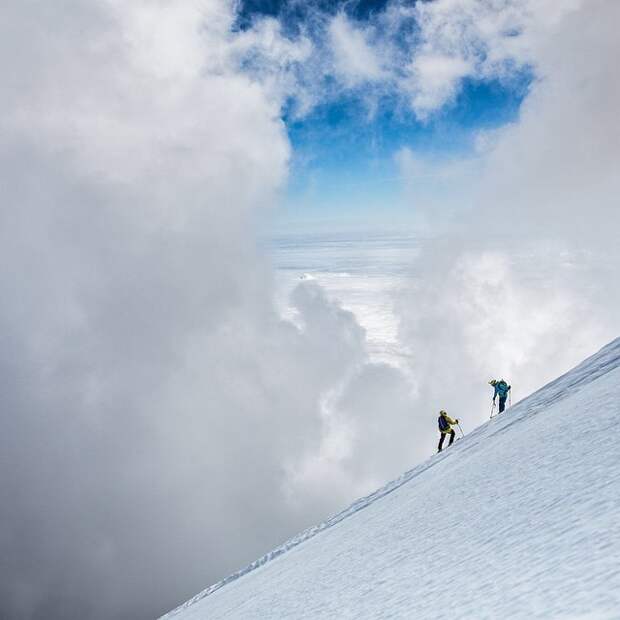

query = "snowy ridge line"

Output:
[[160, 337, 620, 619], [483, 337, 620, 440], [509, 337, 620, 417], [447, 338, 620, 457]]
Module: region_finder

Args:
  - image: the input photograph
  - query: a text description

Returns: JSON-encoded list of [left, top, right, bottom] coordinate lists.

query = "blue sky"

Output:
[[238, 0, 393, 30], [283, 78, 529, 225], [240, 0, 532, 229]]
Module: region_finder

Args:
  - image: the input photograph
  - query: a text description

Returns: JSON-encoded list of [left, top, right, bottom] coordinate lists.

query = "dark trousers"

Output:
[[438, 430, 455, 451], [499, 395, 507, 413]]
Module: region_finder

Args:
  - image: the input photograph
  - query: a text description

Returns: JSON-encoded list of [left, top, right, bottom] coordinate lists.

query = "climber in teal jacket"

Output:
[[490, 379, 511, 413]]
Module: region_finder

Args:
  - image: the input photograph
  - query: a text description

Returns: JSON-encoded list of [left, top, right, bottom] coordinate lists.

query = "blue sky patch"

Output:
[[237, 1, 534, 228]]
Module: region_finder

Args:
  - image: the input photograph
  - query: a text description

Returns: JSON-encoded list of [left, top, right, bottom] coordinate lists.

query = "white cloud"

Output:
[[0, 4, 427, 615], [0, 2, 405, 618], [328, 13, 385, 87], [389, 0, 619, 245], [473, 0, 620, 244], [407, 53, 472, 117], [281, 0, 587, 119]]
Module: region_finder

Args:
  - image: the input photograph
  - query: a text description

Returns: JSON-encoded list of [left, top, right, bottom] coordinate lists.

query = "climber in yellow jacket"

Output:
[[437, 410, 459, 452]]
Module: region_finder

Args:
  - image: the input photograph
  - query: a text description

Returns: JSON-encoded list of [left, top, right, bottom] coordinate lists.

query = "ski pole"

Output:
[[509, 391, 512, 407], [490, 401, 496, 419], [457, 423, 464, 438]]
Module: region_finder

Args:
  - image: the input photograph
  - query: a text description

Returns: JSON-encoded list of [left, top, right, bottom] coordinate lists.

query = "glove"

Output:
[[492, 398, 496, 403]]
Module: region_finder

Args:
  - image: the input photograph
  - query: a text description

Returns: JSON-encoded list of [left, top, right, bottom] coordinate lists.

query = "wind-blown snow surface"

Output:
[[162, 338, 620, 619]]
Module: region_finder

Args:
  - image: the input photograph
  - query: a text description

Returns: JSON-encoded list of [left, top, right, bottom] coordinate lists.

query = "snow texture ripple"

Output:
[[162, 337, 620, 619]]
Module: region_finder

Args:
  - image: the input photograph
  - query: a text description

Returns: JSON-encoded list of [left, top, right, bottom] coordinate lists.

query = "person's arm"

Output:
[[493, 385, 498, 400], [446, 415, 458, 425]]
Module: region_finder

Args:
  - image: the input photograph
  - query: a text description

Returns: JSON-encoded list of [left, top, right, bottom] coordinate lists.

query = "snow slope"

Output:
[[162, 338, 620, 619]]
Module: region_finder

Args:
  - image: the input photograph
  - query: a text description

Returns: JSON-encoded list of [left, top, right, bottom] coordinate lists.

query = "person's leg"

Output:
[[438, 433, 446, 452], [448, 429, 455, 446], [499, 396, 506, 413]]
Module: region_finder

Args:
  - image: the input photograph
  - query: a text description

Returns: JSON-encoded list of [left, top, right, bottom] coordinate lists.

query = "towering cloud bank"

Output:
[[0, 2, 380, 618]]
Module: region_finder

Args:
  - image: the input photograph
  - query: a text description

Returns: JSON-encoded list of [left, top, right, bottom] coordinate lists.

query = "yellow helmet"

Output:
[[489, 380, 497, 386]]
